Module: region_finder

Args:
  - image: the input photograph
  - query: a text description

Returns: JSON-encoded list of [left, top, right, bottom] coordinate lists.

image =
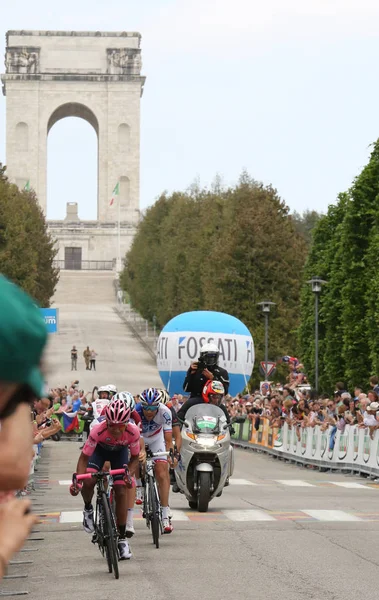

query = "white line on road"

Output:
[[276, 480, 315, 487], [229, 479, 256, 486], [60, 511, 83, 523], [169, 509, 190, 521], [301, 510, 363, 522], [222, 510, 276, 521], [329, 482, 371, 489], [59, 480, 72, 486]]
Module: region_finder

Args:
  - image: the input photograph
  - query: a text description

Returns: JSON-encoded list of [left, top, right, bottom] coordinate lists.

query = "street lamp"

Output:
[[306, 276, 327, 391], [257, 301, 276, 379]]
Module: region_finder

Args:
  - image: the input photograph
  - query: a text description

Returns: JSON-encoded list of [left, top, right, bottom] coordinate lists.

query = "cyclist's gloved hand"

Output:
[[69, 483, 82, 496]]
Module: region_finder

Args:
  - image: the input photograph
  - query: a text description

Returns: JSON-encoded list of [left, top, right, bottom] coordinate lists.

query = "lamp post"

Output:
[[307, 277, 327, 391], [257, 301, 276, 379]]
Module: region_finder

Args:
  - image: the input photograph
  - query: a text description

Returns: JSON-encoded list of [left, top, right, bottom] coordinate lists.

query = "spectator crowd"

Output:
[[225, 376, 379, 443]]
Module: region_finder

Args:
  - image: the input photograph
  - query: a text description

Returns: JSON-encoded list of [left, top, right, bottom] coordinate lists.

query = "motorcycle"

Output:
[[174, 404, 245, 512]]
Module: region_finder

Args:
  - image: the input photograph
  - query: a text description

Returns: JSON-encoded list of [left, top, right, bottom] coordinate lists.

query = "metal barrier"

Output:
[[53, 260, 114, 270], [232, 420, 379, 479]]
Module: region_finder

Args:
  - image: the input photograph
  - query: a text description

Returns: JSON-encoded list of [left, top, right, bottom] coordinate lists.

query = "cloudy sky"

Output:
[[1, 0, 379, 220]]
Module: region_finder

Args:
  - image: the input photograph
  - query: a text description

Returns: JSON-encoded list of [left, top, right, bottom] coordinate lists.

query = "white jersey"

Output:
[[136, 403, 172, 440]]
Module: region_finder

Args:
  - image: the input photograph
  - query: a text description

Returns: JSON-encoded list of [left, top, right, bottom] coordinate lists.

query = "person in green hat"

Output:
[[0, 274, 49, 579]]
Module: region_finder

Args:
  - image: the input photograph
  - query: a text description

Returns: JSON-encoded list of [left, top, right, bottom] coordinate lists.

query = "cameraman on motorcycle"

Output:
[[177, 380, 231, 424], [176, 380, 234, 490], [183, 343, 229, 398]]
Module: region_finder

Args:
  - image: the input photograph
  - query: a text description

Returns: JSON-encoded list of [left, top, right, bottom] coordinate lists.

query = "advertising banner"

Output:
[[40, 308, 59, 333]]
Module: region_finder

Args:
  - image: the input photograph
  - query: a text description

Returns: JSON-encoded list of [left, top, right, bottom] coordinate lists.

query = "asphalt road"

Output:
[[4, 442, 379, 600], [5, 271, 377, 599], [47, 271, 162, 393]]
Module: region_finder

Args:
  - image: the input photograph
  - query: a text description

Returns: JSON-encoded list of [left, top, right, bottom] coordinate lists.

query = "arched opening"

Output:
[[15, 122, 29, 151], [47, 103, 99, 221], [120, 176, 130, 207], [118, 123, 130, 154]]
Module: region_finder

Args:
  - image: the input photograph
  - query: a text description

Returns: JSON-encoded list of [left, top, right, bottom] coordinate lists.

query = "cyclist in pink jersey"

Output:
[[72, 398, 140, 560]]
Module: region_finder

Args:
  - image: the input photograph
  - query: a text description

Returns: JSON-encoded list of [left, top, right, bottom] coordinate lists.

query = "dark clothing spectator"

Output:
[[71, 346, 78, 371]]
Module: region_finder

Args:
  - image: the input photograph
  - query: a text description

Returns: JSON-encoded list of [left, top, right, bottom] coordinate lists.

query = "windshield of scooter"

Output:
[[185, 404, 227, 434]]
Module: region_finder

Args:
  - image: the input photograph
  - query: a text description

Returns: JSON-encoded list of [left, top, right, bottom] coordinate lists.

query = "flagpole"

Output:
[[117, 189, 121, 272]]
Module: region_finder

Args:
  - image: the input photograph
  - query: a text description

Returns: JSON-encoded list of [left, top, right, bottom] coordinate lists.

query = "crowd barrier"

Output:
[[231, 419, 379, 478]]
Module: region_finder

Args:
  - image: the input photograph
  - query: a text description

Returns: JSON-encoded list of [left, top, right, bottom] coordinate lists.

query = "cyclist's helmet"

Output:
[[98, 385, 111, 399], [106, 384, 118, 398], [199, 343, 220, 367], [140, 388, 161, 407], [114, 391, 134, 412], [104, 398, 131, 424], [202, 380, 225, 404], [157, 389, 171, 405]]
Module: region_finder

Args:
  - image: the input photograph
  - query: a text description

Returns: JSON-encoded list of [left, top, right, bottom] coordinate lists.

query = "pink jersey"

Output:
[[82, 420, 140, 456]]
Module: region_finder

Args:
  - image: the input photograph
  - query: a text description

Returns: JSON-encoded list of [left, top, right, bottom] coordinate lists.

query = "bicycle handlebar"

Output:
[[146, 451, 170, 459], [73, 468, 129, 483]]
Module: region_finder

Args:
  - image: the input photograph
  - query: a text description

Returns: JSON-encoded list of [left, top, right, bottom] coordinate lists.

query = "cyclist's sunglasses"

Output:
[[142, 404, 159, 412]]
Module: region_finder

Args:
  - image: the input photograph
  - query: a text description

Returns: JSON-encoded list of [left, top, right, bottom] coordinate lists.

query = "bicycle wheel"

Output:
[[148, 475, 160, 549], [101, 491, 119, 579], [95, 499, 107, 562]]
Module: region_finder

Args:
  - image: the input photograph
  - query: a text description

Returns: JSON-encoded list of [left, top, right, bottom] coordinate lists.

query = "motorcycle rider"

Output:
[[183, 343, 230, 397], [175, 380, 234, 491], [177, 380, 231, 424]]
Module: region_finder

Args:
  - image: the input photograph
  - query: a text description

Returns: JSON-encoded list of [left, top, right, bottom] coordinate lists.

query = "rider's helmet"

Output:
[[97, 385, 111, 399], [140, 387, 161, 408], [199, 343, 220, 368], [114, 391, 135, 412], [202, 380, 225, 404], [104, 397, 131, 424], [157, 389, 171, 405], [106, 384, 118, 398]]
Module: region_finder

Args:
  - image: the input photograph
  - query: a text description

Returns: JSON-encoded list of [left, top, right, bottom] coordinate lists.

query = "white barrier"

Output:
[[240, 422, 379, 477]]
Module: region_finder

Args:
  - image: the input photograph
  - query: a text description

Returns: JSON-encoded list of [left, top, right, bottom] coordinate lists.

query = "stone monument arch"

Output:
[[1, 30, 146, 269]]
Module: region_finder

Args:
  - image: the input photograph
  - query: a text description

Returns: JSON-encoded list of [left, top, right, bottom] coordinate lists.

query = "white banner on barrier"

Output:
[[273, 423, 379, 473]]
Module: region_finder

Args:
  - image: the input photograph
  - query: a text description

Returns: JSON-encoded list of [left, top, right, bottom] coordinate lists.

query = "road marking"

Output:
[[222, 510, 276, 521], [276, 480, 315, 487], [170, 509, 190, 521], [41, 508, 372, 524], [59, 480, 72, 486], [60, 511, 83, 523], [329, 482, 371, 489], [229, 478, 256, 486], [301, 510, 363, 522]]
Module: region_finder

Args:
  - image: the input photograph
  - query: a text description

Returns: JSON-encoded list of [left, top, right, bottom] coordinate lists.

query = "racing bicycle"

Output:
[[141, 449, 170, 549], [72, 466, 132, 579]]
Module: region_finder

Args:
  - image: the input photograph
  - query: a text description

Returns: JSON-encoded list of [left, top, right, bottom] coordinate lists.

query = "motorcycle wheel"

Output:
[[197, 472, 211, 513]]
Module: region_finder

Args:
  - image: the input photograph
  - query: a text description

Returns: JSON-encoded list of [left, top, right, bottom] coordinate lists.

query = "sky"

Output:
[[1, 0, 379, 220]]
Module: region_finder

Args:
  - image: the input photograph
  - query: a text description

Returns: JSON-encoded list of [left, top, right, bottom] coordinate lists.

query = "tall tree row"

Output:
[[299, 140, 379, 391], [121, 175, 309, 377], [0, 164, 59, 306]]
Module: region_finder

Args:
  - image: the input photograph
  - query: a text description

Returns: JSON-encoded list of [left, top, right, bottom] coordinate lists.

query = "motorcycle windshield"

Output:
[[185, 404, 227, 434]]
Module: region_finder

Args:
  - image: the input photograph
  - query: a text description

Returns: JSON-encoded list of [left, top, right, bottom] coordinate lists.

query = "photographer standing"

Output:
[[183, 343, 229, 398]]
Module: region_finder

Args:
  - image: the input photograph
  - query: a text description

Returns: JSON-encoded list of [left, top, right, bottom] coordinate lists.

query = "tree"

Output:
[[299, 139, 379, 391], [121, 174, 308, 385], [0, 165, 58, 306], [291, 209, 323, 246]]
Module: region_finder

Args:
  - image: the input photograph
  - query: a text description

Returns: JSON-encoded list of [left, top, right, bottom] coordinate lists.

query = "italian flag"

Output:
[[24, 180, 30, 191], [110, 182, 119, 206]]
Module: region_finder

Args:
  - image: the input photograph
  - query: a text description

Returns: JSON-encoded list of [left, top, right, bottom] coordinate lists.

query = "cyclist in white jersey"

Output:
[[136, 388, 173, 533]]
